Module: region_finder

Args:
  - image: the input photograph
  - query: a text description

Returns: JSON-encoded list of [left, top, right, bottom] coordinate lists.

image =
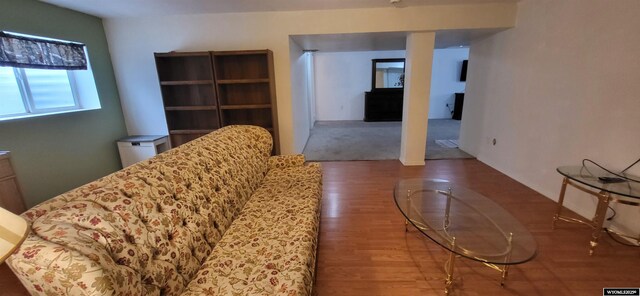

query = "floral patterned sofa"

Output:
[[7, 125, 323, 296]]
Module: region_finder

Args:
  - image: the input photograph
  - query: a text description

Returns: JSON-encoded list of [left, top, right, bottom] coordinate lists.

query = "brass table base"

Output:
[[405, 221, 512, 294], [552, 177, 640, 255], [398, 183, 535, 294]]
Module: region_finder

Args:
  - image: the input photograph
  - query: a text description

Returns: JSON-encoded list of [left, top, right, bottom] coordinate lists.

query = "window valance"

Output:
[[0, 31, 87, 70]]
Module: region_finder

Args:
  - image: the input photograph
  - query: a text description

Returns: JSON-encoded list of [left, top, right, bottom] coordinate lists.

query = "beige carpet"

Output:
[[302, 120, 474, 161], [435, 139, 459, 148]]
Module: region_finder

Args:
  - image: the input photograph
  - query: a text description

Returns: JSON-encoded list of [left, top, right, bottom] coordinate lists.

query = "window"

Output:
[[0, 67, 80, 118], [0, 31, 101, 121]]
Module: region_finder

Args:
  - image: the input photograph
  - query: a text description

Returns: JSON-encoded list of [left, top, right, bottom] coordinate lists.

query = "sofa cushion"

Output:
[[181, 163, 322, 296], [267, 154, 305, 170]]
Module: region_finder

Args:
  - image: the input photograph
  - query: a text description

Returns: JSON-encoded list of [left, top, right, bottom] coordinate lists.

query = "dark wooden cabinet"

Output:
[[364, 89, 403, 122], [453, 92, 464, 120], [364, 58, 405, 122], [155, 50, 278, 153], [0, 152, 26, 215]]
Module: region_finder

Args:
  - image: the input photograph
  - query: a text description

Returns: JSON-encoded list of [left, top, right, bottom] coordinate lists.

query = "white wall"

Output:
[[460, 0, 640, 235], [103, 3, 517, 155], [315, 48, 468, 121], [289, 39, 311, 153], [429, 48, 469, 119], [306, 53, 316, 127], [314, 50, 405, 121]]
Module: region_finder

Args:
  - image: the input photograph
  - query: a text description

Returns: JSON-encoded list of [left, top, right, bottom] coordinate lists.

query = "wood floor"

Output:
[[1, 159, 638, 295], [315, 160, 640, 295]]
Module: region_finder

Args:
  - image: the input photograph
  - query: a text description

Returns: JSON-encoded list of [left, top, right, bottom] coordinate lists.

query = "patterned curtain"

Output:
[[0, 31, 87, 70]]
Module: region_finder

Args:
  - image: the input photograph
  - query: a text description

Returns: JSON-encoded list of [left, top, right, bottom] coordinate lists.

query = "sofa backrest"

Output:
[[8, 125, 273, 295]]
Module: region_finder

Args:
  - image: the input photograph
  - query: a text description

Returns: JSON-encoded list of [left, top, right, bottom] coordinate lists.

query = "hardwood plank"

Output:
[[314, 160, 640, 296], [0, 264, 27, 295]]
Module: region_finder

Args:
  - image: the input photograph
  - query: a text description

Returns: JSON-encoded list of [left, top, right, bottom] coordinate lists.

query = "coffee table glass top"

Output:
[[394, 179, 537, 265], [557, 165, 640, 201]]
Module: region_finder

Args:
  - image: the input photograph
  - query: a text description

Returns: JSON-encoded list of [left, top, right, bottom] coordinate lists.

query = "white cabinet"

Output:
[[117, 136, 169, 168]]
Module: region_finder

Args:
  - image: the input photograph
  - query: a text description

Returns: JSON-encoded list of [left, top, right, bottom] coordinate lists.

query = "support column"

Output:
[[400, 31, 435, 166]]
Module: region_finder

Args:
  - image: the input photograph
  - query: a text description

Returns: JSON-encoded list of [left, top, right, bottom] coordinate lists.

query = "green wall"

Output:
[[0, 0, 127, 208]]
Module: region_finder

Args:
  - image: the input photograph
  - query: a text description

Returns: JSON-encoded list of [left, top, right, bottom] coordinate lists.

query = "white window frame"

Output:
[[1, 67, 82, 119]]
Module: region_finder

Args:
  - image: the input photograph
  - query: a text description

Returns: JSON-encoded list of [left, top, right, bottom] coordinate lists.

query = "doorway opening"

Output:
[[302, 49, 406, 161], [290, 30, 498, 162], [425, 47, 473, 160]]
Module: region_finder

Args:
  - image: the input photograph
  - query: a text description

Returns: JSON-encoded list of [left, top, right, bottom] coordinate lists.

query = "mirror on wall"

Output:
[[371, 58, 405, 90]]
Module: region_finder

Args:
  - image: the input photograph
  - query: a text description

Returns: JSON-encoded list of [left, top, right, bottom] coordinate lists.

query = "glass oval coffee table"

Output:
[[394, 179, 537, 294]]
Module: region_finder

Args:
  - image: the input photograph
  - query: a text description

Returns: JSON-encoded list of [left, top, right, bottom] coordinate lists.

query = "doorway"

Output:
[[290, 30, 498, 162], [301, 49, 406, 161], [425, 47, 473, 160]]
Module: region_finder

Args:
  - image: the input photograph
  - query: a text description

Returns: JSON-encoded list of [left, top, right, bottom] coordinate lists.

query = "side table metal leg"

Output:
[[445, 238, 456, 294], [501, 233, 513, 286], [589, 192, 611, 256], [444, 187, 452, 230], [552, 177, 569, 230], [405, 190, 411, 232], [500, 265, 509, 286]]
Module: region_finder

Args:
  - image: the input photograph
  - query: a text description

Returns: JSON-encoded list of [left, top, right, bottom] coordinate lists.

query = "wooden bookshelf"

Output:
[[154, 52, 220, 147], [169, 129, 215, 134], [213, 50, 279, 154], [220, 104, 271, 110], [160, 80, 213, 86], [217, 79, 270, 84], [164, 106, 217, 111], [154, 50, 279, 153]]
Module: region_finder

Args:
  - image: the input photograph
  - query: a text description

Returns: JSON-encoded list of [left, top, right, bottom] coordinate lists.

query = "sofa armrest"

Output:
[[7, 234, 141, 296], [267, 154, 306, 170]]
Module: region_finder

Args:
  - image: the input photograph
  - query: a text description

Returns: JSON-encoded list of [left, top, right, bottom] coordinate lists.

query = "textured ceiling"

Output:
[[37, 0, 513, 53], [40, 0, 519, 18]]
